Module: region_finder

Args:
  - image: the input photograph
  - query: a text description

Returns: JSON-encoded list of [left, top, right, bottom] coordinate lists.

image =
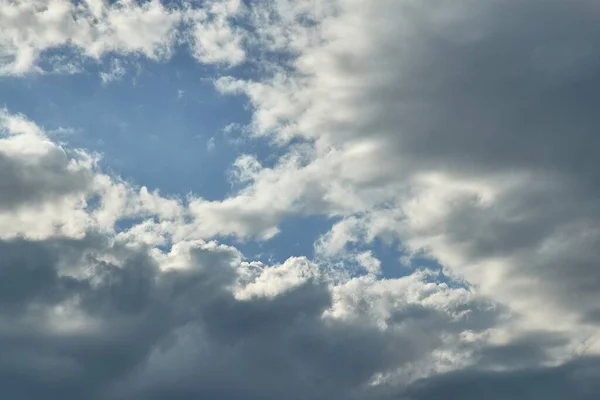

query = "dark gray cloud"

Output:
[[471, 331, 570, 370], [332, 0, 600, 179], [0, 149, 92, 210], [0, 233, 499, 400], [0, 235, 167, 400], [404, 356, 600, 400]]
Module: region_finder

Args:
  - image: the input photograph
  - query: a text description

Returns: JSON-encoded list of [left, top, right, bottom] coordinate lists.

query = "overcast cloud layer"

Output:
[[1, 0, 600, 399]]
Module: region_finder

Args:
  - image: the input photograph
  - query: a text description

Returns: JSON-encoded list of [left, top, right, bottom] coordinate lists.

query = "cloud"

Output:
[[3, 0, 600, 398], [209, 0, 600, 352], [0, 109, 507, 399], [0, 0, 250, 75], [0, 110, 183, 240], [0, 110, 93, 210], [100, 58, 126, 83], [0, 0, 181, 75], [184, 0, 246, 66], [403, 356, 600, 400]]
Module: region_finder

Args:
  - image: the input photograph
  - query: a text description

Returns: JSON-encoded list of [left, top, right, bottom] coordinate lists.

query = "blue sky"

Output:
[[1, 51, 246, 199]]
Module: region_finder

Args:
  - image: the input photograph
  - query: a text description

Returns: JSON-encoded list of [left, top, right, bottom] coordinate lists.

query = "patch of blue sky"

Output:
[[233, 214, 337, 263], [0, 47, 256, 201]]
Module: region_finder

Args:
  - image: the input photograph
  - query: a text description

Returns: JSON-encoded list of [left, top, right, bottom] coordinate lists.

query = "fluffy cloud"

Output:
[[0, 110, 183, 240], [0, 0, 252, 75], [0, 0, 181, 75], [184, 0, 246, 66], [0, 110, 93, 210], [212, 0, 600, 341], [201, 0, 600, 394], [0, 110, 506, 399]]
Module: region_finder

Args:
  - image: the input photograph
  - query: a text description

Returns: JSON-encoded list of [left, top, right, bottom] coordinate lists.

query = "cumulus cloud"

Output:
[[210, 0, 600, 341], [0, 235, 498, 399], [0, 110, 183, 240], [0, 0, 181, 75], [189, 0, 600, 394], [184, 0, 246, 66], [0, 110, 93, 210], [0, 0, 251, 75], [0, 110, 507, 399]]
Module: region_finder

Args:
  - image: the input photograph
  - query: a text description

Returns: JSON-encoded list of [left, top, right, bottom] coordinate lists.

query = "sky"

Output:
[[1, 0, 600, 399]]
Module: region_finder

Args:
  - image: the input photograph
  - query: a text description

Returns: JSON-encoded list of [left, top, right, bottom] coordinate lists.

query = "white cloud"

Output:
[[0, 0, 253, 76], [234, 256, 321, 300], [99, 58, 126, 83], [184, 0, 246, 66], [0, 0, 182, 75], [0, 110, 184, 240]]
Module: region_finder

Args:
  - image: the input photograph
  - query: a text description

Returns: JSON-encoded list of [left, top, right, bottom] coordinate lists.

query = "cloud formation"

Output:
[[0, 110, 503, 399], [213, 0, 600, 345], [0, 0, 181, 75], [2, 0, 600, 399]]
